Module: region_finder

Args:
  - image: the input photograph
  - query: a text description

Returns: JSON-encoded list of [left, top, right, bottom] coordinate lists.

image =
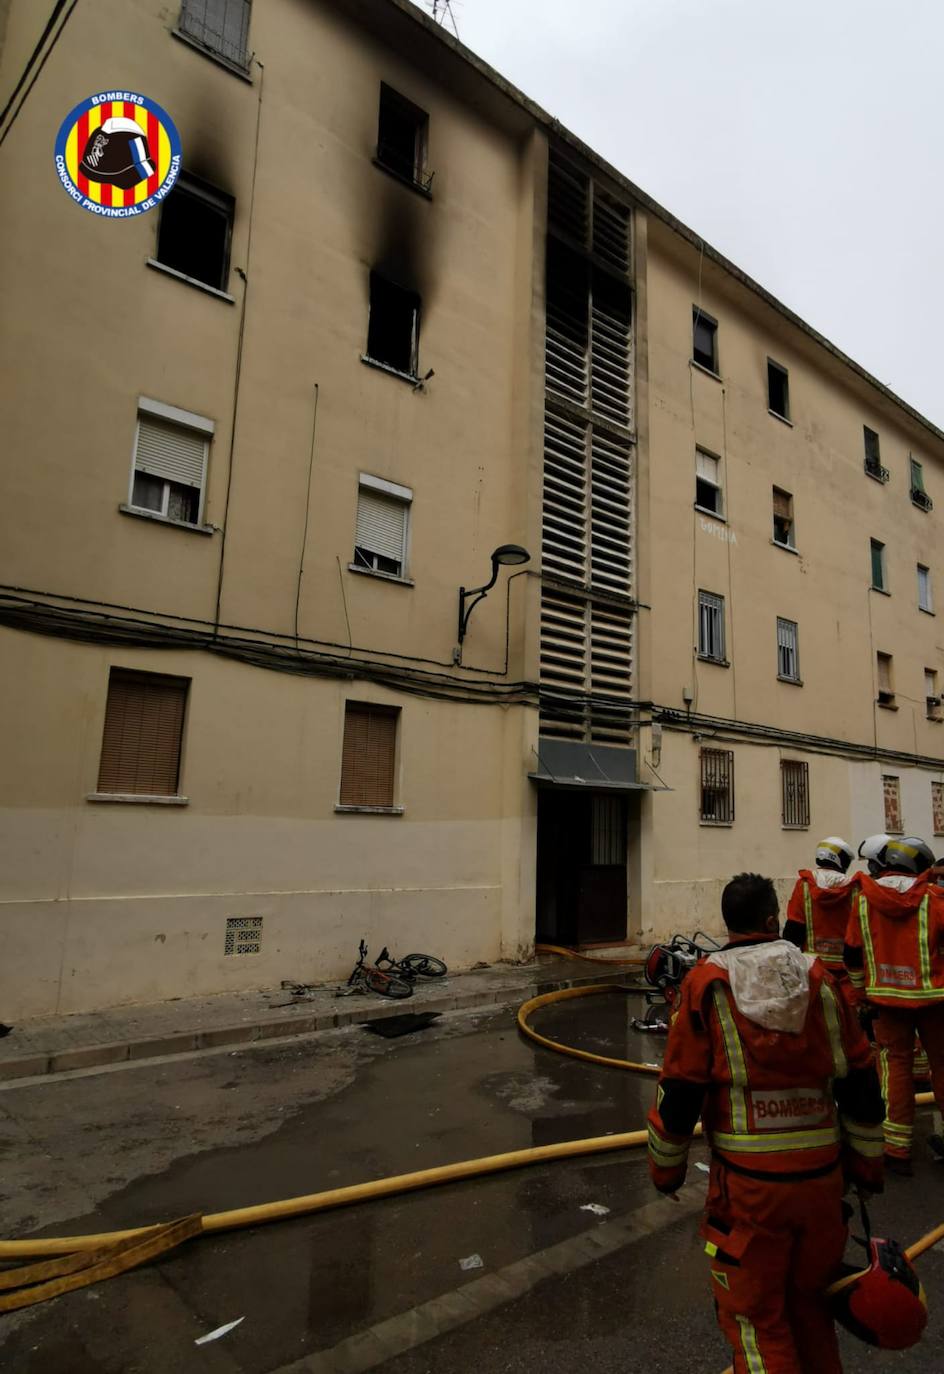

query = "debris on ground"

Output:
[[194, 1317, 245, 1345], [0, 1025, 12, 1038], [470, 961, 491, 970], [695, 1162, 711, 1173], [361, 1012, 442, 1039], [579, 1203, 610, 1216], [458, 1254, 484, 1271]]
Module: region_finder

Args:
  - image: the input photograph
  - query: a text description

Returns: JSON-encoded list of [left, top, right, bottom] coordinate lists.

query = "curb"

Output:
[[0, 970, 636, 1083]]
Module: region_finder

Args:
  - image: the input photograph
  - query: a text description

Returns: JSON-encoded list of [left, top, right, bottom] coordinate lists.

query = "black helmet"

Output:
[[79, 117, 155, 190]]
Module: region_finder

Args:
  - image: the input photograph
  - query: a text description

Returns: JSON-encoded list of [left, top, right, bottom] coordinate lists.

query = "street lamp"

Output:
[[457, 544, 530, 645]]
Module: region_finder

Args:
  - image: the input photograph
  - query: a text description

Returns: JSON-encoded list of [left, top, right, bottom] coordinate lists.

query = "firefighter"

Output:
[[844, 836, 944, 1175], [649, 872, 884, 1374], [783, 837, 857, 985]]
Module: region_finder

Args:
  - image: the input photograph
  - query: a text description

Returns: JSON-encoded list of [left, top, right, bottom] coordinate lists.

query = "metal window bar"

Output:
[[781, 761, 809, 828], [777, 617, 799, 680], [700, 748, 734, 824], [699, 592, 724, 661], [179, 0, 251, 67], [932, 781, 944, 837]]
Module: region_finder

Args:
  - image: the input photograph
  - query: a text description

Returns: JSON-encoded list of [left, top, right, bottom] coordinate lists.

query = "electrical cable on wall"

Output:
[[0, 0, 79, 150]]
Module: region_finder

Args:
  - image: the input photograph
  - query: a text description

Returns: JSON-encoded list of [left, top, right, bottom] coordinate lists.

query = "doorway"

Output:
[[535, 790, 628, 946]]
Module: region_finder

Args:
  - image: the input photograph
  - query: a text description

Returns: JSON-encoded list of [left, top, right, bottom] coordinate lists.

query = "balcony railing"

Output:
[[864, 456, 889, 483], [911, 487, 933, 512]]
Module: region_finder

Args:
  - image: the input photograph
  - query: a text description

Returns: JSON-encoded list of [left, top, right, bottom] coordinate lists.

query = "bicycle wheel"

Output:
[[400, 954, 447, 978], [365, 968, 414, 999]]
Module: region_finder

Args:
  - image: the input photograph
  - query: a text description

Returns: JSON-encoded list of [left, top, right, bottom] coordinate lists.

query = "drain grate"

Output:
[[225, 916, 263, 956]]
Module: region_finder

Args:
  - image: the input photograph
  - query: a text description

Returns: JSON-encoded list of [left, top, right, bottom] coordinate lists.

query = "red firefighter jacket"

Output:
[[783, 870, 858, 971], [844, 875, 944, 1008], [648, 935, 884, 1196]]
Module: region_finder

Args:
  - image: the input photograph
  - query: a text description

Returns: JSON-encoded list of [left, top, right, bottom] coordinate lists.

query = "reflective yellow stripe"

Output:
[[879, 1047, 890, 1105], [858, 894, 878, 988], [919, 895, 933, 991], [803, 881, 814, 951], [712, 1269, 731, 1290], [848, 970, 866, 988], [736, 1315, 767, 1374], [819, 982, 848, 1079], [647, 1124, 689, 1158], [713, 986, 749, 1133], [704, 1241, 718, 1257], [647, 1127, 689, 1169], [840, 1116, 885, 1157], [817, 952, 845, 965], [865, 986, 944, 1002], [712, 1126, 840, 1154]]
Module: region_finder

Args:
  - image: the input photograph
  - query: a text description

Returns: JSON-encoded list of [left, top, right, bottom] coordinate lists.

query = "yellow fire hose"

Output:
[[0, 982, 939, 1330]]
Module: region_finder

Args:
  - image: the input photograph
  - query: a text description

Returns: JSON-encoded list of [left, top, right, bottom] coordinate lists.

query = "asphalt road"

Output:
[[0, 994, 941, 1373]]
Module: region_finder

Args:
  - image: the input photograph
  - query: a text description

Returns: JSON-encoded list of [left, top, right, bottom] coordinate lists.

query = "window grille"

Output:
[[698, 591, 725, 662], [777, 617, 800, 682], [700, 748, 734, 824], [97, 669, 188, 796], [179, 0, 251, 68], [130, 408, 210, 527], [340, 703, 398, 807], [781, 760, 810, 828]]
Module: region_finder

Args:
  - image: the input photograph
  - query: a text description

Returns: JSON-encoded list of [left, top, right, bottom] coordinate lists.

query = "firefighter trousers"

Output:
[[703, 1161, 846, 1374], [874, 1005, 944, 1159]]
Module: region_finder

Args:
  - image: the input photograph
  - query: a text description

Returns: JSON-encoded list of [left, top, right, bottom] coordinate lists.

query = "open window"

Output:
[[777, 617, 800, 683], [910, 456, 933, 512], [863, 427, 888, 483], [767, 359, 789, 420], [695, 449, 723, 516], [877, 651, 895, 707], [352, 475, 412, 579], [156, 175, 233, 291], [870, 539, 886, 592], [772, 487, 795, 548], [126, 399, 212, 527], [376, 84, 432, 192], [365, 272, 420, 377], [692, 308, 718, 373]]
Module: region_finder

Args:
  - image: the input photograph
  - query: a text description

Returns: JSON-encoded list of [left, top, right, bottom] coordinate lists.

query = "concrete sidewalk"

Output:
[[0, 951, 645, 1082]]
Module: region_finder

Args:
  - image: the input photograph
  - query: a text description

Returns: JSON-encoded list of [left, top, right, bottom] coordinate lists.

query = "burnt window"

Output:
[[376, 84, 431, 192], [156, 176, 233, 291], [767, 359, 790, 419], [700, 748, 734, 825], [366, 272, 420, 377], [693, 309, 718, 372], [179, 0, 251, 69]]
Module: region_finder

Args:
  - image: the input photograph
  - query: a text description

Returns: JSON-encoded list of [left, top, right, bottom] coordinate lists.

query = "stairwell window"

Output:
[[918, 564, 933, 613], [352, 475, 412, 580], [92, 668, 189, 800], [877, 652, 895, 707], [693, 308, 718, 373], [338, 702, 400, 811], [695, 449, 723, 517], [376, 84, 432, 193], [870, 539, 887, 591], [700, 748, 734, 825], [776, 617, 800, 683], [933, 781, 944, 837], [178, 0, 251, 69], [365, 271, 420, 378], [772, 487, 795, 549], [698, 590, 726, 664], [767, 359, 790, 420], [125, 399, 213, 528]]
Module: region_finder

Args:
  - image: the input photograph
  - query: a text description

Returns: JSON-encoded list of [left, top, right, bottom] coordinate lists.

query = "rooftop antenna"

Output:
[[428, 0, 460, 38]]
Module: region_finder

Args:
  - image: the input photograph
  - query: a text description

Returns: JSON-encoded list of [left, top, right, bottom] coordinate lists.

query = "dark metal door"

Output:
[[536, 792, 627, 946]]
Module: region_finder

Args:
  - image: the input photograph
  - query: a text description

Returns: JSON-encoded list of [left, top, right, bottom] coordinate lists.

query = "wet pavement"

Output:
[[0, 993, 941, 1373]]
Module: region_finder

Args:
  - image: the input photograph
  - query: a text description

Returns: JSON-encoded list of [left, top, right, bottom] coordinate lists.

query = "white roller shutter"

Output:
[[135, 415, 207, 489], [356, 487, 407, 562], [696, 450, 719, 482]]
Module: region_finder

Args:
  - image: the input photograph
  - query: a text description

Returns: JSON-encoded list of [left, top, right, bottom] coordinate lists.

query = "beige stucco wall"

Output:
[[0, 629, 538, 1017], [0, 0, 545, 1017]]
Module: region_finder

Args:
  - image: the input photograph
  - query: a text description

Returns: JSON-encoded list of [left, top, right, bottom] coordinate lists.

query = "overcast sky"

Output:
[[440, 0, 941, 428]]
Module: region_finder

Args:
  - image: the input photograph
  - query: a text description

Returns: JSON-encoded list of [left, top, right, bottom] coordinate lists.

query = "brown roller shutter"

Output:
[[97, 669, 189, 796], [340, 703, 398, 807]]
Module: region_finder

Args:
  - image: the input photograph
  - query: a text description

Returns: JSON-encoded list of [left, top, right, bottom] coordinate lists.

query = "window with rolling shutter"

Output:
[[339, 703, 399, 807], [129, 402, 212, 527], [353, 477, 411, 578], [97, 669, 189, 796]]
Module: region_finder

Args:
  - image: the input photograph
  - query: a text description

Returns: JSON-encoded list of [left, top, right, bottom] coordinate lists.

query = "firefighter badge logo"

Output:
[[54, 92, 181, 217]]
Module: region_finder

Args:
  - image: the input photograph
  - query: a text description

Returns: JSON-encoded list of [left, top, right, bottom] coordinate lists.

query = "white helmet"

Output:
[[859, 834, 891, 876], [815, 837, 854, 873], [883, 837, 935, 876]]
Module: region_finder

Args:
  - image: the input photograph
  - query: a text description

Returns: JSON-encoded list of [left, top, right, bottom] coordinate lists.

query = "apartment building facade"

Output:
[[1, 0, 942, 1016]]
